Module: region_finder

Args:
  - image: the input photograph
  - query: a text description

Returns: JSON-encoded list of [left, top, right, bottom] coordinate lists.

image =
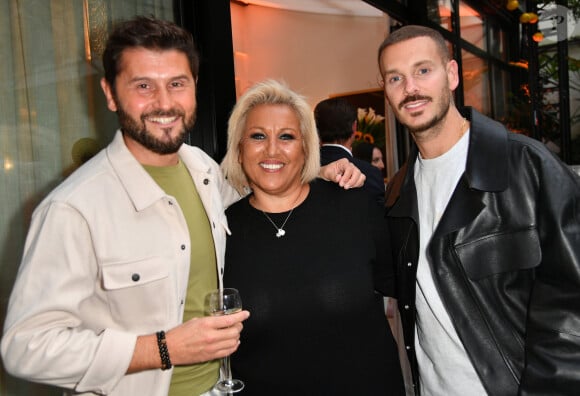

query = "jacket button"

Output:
[[407, 262, 412, 267], [181, 244, 186, 250], [168, 201, 173, 206], [404, 305, 409, 310], [405, 345, 411, 350], [131, 273, 140, 282], [203, 178, 209, 185]]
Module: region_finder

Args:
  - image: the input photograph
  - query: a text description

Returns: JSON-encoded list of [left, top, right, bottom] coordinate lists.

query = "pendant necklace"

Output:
[[262, 209, 294, 238], [260, 186, 304, 238]]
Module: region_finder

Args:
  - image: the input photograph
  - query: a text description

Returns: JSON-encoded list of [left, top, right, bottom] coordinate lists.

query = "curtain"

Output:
[[0, 1, 172, 394]]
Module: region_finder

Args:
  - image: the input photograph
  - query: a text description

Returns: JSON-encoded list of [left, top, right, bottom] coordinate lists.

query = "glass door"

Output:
[[0, 1, 172, 395]]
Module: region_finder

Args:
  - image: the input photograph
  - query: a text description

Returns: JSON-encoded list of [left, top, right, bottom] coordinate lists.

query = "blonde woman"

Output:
[[221, 80, 404, 395]]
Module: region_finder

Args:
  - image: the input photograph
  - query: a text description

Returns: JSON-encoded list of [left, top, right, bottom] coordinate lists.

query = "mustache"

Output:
[[141, 109, 185, 119], [399, 95, 431, 110]]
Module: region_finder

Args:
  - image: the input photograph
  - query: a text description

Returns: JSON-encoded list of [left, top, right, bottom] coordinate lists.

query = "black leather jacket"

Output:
[[385, 108, 580, 396]]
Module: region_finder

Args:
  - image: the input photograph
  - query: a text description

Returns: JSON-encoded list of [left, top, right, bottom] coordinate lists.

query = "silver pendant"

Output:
[[276, 229, 286, 238]]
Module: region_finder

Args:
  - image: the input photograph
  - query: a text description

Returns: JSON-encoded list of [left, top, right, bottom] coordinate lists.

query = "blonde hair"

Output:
[[221, 79, 320, 195]]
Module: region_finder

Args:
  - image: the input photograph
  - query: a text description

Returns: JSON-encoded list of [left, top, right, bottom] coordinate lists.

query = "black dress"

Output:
[[224, 180, 404, 395]]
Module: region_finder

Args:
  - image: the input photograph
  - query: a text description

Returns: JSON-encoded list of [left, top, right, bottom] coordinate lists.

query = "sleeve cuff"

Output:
[[76, 328, 137, 394]]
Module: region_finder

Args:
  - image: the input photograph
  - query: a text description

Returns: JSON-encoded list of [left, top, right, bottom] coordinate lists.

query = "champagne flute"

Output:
[[207, 288, 244, 393]]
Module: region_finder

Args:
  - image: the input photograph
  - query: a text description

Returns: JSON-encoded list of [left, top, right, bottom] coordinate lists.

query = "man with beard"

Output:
[[1, 17, 364, 396], [379, 25, 580, 395]]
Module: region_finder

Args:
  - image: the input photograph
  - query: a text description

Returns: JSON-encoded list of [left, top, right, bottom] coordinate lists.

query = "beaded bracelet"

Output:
[[156, 330, 172, 370]]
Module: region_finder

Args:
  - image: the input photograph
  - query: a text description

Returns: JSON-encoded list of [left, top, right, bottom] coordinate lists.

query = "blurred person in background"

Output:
[[315, 97, 385, 205]]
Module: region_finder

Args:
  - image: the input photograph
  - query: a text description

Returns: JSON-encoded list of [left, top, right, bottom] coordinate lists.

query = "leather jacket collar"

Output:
[[388, 107, 509, 220]]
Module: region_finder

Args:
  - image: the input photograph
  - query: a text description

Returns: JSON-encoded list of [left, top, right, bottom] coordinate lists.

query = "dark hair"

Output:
[[313, 97, 357, 144], [102, 16, 200, 91], [378, 25, 450, 73], [352, 141, 374, 163]]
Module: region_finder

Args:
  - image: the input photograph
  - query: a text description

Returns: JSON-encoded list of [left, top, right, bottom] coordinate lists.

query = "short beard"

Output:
[[401, 90, 452, 134], [116, 105, 195, 155], [407, 105, 449, 134]]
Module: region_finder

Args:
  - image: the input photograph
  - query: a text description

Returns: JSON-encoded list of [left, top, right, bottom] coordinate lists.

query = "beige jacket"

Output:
[[1, 131, 240, 395]]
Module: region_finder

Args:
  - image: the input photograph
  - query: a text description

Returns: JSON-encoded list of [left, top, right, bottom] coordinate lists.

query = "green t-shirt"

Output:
[[144, 161, 219, 395]]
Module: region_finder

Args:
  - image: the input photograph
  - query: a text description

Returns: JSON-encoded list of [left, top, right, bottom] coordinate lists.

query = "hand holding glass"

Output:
[[207, 288, 244, 393]]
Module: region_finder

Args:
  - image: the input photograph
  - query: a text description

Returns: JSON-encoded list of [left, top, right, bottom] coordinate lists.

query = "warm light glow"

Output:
[[437, 2, 481, 17], [509, 60, 529, 69], [506, 0, 519, 11], [83, 0, 91, 61], [4, 157, 14, 172], [459, 2, 481, 17], [520, 13, 532, 23], [438, 5, 452, 17]]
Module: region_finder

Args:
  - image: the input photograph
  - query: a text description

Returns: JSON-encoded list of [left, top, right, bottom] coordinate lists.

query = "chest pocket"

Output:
[[455, 228, 541, 280], [102, 257, 170, 326]]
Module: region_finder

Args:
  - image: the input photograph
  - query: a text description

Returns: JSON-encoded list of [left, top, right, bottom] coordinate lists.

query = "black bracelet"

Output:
[[156, 330, 172, 370]]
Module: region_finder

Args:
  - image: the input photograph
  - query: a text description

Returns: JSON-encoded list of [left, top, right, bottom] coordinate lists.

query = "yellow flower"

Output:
[[355, 107, 385, 149]]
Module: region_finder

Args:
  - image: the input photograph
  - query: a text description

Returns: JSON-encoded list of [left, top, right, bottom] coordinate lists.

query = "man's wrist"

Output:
[[156, 330, 172, 370]]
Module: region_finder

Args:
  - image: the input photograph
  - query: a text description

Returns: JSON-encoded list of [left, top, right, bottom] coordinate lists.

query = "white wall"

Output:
[[230, 2, 389, 107]]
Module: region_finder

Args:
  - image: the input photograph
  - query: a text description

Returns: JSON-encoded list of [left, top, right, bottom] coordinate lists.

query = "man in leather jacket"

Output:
[[379, 25, 580, 395]]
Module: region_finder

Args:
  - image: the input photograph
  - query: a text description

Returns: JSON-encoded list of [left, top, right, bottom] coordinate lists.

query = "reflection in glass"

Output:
[[460, 1, 485, 51], [567, 41, 580, 162], [427, 0, 453, 31], [0, 2, 174, 395], [488, 23, 508, 61], [491, 66, 510, 122], [462, 50, 490, 115]]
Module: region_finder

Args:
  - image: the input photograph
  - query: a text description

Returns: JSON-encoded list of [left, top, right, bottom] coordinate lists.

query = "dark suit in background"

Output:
[[320, 145, 385, 205], [314, 97, 385, 206]]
